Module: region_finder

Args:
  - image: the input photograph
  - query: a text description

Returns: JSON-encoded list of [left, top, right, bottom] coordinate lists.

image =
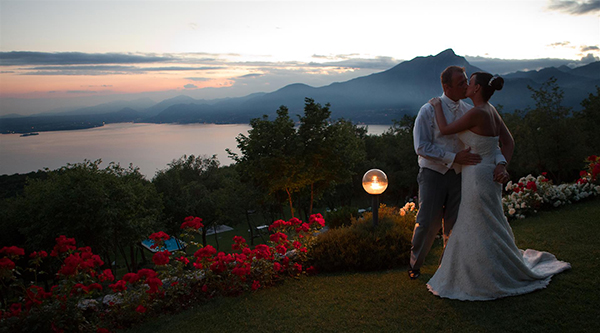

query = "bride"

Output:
[[426, 72, 570, 301]]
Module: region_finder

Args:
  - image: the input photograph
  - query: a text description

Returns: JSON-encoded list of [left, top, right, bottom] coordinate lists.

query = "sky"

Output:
[[0, 0, 599, 115]]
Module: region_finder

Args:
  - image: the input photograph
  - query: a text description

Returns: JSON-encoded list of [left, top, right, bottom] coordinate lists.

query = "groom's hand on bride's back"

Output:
[[454, 147, 482, 165]]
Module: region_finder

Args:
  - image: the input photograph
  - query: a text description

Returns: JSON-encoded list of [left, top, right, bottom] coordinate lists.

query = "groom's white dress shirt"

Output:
[[413, 93, 506, 174]]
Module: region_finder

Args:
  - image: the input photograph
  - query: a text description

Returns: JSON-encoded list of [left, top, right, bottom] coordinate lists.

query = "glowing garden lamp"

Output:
[[362, 169, 388, 227]]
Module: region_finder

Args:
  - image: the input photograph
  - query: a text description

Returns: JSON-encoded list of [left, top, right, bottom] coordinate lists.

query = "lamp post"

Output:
[[362, 169, 388, 227]]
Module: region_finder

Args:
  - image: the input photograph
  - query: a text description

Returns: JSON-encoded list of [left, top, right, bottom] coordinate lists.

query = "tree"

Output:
[[503, 77, 587, 182], [576, 86, 600, 154], [230, 106, 306, 218], [2, 160, 163, 273], [152, 155, 236, 247]]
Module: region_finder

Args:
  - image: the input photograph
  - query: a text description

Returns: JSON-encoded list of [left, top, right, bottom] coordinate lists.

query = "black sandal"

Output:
[[408, 269, 421, 280]]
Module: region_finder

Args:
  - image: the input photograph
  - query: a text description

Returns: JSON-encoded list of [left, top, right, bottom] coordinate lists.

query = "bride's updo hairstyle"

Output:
[[471, 72, 504, 102]]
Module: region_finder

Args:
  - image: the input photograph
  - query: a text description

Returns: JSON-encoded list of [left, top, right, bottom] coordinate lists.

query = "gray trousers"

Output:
[[409, 167, 461, 270]]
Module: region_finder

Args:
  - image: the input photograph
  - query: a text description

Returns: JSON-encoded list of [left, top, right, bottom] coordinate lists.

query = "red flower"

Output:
[[202, 285, 208, 293], [181, 216, 204, 230], [29, 251, 48, 259], [292, 241, 302, 249], [588, 155, 598, 162], [269, 232, 288, 244], [135, 305, 147, 313], [253, 244, 272, 260], [269, 219, 291, 231], [194, 245, 216, 259], [176, 256, 190, 265], [137, 269, 158, 279], [276, 244, 287, 255], [295, 223, 310, 233], [8, 303, 21, 318], [294, 263, 302, 272], [97, 328, 111, 333], [273, 262, 283, 272], [592, 163, 600, 179], [122, 273, 140, 283], [580, 170, 588, 177], [0, 246, 25, 257], [50, 235, 76, 257], [0, 258, 15, 270], [193, 260, 203, 269], [577, 178, 588, 184], [306, 266, 318, 275], [98, 269, 115, 282], [146, 277, 163, 294], [88, 283, 103, 292], [232, 236, 247, 251], [526, 181, 537, 192], [149, 231, 170, 241], [309, 213, 326, 227], [542, 172, 547, 176], [108, 280, 127, 292], [251, 280, 260, 291], [152, 250, 171, 266]]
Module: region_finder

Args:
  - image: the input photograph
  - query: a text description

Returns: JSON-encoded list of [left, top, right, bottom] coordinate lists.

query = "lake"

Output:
[[0, 123, 392, 178]]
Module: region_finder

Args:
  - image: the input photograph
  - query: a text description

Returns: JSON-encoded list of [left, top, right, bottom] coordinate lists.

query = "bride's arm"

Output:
[[429, 97, 480, 135]]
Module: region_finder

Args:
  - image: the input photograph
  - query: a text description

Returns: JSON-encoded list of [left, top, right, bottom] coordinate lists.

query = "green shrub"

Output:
[[310, 204, 416, 272], [325, 206, 359, 229]]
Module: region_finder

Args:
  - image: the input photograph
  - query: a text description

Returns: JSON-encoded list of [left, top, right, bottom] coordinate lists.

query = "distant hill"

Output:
[[1, 49, 598, 133]]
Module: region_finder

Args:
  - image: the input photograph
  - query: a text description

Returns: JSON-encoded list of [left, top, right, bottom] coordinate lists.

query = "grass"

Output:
[[125, 198, 600, 333]]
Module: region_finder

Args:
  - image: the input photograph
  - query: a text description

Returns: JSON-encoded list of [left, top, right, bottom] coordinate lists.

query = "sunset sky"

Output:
[[1, 0, 599, 115]]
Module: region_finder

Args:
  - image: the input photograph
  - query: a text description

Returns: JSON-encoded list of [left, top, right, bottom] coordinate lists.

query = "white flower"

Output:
[[508, 208, 516, 215]]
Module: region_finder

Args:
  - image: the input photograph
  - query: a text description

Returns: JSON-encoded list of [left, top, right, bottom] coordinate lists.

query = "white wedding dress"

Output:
[[426, 130, 571, 301]]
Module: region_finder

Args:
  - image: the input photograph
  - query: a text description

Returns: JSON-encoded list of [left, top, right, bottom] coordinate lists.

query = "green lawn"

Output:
[[126, 198, 600, 333]]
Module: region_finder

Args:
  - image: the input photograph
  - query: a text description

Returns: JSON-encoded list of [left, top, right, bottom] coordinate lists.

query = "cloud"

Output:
[[66, 90, 98, 94], [579, 53, 600, 63], [238, 73, 263, 79], [185, 77, 212, 82], [581, 45, 600, 52], [547, 41, 574, 48], [184, 84, 198, 89], [308, 56, 399, 70], [547, 0, 600, 15], [0, 52, 174, 66], [18, 65, 225, 75]]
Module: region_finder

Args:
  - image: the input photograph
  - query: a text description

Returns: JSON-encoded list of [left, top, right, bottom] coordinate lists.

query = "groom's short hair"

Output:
[[441, 66, 466, 87]]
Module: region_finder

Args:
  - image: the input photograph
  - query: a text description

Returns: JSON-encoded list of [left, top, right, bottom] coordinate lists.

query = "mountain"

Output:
[[46, 98, 156, 116], [1, 49, 598, 132], [143, 49, 598, 124]]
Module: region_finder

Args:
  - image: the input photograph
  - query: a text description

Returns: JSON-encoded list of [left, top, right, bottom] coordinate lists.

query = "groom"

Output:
[[408, 66, 507, 280]]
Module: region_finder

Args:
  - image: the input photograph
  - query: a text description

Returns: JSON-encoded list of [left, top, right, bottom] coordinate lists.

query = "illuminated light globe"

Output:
[[362, 169, 388, 195]]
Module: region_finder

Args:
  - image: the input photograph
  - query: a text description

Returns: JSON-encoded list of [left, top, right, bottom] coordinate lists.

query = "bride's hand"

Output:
[[428, 97, 441, 107]]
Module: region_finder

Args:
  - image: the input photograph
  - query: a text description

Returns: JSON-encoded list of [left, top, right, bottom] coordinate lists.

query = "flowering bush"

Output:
[[310, 203, 417, 272], [503, 155, 600, 219], [0, 214, 325, 332]]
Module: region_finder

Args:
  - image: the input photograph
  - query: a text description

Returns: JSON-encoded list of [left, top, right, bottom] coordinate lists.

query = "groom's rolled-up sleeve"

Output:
[[413, 104, 455, 165]]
